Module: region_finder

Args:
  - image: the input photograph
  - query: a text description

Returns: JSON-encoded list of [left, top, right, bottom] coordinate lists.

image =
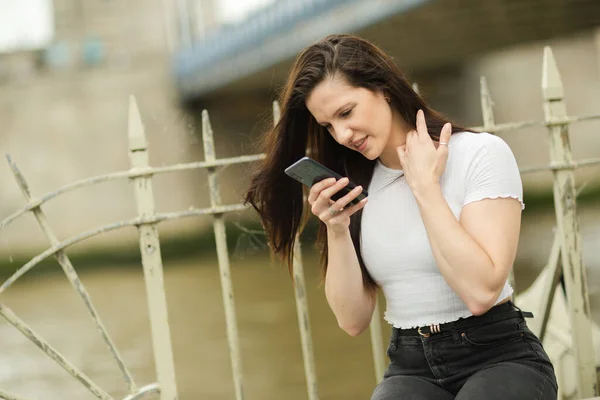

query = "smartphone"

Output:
[[284, 157, 368, 205]]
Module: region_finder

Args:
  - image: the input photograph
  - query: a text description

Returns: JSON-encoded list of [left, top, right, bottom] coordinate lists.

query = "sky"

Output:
[[216, 0, 276, 24], [0, 0, 274, 53], [0, 0, 53, 53]]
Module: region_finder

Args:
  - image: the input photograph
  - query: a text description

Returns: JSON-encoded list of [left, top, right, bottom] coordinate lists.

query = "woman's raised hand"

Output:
[[396, 109, 452, 195], [307, 177, 368, 233]]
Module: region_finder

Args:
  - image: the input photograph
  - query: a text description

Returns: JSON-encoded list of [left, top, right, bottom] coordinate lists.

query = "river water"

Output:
[[0, 205, 598, 399]]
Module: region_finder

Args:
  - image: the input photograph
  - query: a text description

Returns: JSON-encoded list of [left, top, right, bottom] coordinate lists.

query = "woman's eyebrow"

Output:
[[317, 103, 351, 125]]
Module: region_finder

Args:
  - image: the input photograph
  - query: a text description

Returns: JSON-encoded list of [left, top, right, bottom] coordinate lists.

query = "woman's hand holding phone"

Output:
[[307, 177, 368, 233]]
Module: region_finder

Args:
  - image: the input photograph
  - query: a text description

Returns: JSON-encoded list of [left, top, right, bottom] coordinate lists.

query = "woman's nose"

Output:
[[337, 127, 353, 145]]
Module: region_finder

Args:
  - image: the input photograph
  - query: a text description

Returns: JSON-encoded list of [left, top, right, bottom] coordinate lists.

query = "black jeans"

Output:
[[371, 303, 558, 399]]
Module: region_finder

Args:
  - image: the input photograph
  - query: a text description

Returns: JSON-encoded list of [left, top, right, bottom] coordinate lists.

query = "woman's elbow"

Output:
[[466, 291, 498, 316], [338, 313, 372, 336], [339, 321, 369, 337]]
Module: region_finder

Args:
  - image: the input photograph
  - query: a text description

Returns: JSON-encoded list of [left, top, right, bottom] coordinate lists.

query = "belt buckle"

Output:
[[418, 324, 441, 338], [417, 326, 431, 338]]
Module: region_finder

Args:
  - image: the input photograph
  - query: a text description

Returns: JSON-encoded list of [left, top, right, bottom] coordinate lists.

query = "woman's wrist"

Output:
[[412, 181, 442, 204], [326, 224, 350, 238]]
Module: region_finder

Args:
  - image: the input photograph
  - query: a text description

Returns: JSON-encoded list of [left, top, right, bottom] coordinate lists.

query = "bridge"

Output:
[[172, 0, 600, 102]]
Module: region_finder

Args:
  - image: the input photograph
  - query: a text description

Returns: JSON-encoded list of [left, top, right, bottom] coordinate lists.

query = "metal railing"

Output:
[[0, 45, 599, 399]]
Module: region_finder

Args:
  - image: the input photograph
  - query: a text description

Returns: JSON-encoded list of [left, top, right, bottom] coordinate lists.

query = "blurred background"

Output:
[[0, 0, 599, 398]]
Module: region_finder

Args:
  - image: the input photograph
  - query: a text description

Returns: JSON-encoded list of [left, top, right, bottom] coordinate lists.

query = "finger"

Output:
[[437, 123, 452, 162], [318, 177, 349, 204], [308, 177, 337, 204], [406, 130, 416, 148], [441, 122, 452, 144], [396, 145, 406, 167], [330, 184, 364, 211], [329, 197, 368, 223], [416, 109, 428, 138], [436, 123, 452, 149]]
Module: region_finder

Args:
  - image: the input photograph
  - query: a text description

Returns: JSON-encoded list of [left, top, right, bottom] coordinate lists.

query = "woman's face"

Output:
[[305, 74, 404, 164]]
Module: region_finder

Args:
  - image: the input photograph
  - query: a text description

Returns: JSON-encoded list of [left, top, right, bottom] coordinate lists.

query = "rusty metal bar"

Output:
[[0, 303, 113, 399], [202, 110, 245, 400], [536, 228, 562, 342], [542, 46, 597, 398], [519, 157, 600, 175], [369, 298, 386, 383], [469, 113, 600, 133], [479, 76, 518, 297], [291, 239, 319, 400], [0, 388, 35, 400], [0, 154, 265, 232], [4, 156, 138, 393], [121, 383, 160, 400], [534, 180, 590, 344], [0, 204, 249, 293], [127, 96, 179, 400], [2, 150, 597, 235], [272, 100, 320, 400]]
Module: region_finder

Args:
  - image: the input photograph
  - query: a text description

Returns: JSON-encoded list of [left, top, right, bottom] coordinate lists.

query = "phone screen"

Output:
[[284, 157, 367, 204]]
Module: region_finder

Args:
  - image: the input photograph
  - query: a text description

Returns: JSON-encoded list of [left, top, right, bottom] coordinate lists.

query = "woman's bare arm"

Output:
[[414, 185, 521, 315], [324, 227, 376, 336]]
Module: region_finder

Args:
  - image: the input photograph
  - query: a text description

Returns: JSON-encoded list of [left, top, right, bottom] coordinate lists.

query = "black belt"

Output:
[[395, 301, 533, 338]]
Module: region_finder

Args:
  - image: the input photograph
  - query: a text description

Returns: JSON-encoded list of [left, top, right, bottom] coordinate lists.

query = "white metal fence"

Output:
[[0, 45, 599, 400]]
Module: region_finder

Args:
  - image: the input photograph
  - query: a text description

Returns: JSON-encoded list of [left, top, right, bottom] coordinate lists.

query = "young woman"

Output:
[[244, 34, 557, 399]]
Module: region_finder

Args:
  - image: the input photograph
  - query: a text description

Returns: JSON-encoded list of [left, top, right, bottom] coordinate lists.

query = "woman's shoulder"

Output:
[[447, 131, 515, 163], [448, 131, 509, 151]]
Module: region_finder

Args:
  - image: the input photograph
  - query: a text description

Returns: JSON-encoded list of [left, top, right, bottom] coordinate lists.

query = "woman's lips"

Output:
[[356, 137, 368, 152]]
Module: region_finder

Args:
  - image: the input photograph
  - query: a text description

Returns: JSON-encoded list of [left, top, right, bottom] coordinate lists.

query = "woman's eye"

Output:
[[341, 109, 352, 118]]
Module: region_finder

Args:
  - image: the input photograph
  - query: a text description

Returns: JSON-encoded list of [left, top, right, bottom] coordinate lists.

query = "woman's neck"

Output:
[[378, 112, 411, 170]]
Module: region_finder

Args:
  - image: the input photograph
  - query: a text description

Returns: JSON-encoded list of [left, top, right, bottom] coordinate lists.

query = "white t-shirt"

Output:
[[360, 131, 523, 329]]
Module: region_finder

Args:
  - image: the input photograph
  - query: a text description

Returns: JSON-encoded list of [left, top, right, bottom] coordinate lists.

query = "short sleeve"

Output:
[[462, 134, 524, 210]]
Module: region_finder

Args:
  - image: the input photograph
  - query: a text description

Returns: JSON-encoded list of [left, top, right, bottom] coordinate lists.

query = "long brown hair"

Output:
[[244, 34, 468, 291]]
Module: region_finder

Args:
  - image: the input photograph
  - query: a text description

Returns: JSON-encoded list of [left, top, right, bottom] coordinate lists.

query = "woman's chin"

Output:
[[363, 153, 374, 160], [362, 148, 378, 160]]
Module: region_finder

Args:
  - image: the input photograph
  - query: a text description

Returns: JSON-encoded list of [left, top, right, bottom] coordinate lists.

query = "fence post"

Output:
[[541, 46, 598, 398], [479, 76, 518, 296], [272, 101, 320, 400], [127, 96, 179, 400], [202, 110, 245, 400], [368, 299, 386, 383], [536, 230, 563, 342]]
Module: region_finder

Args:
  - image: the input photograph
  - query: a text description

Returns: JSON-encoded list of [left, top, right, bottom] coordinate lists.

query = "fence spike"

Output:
[[272, 101, 281, 124], [479, 76, 495, 128], [542, 46, 564, 101], [128, 96, 147, 152], [202, 107, 245, 400], [128, 95, 179, 399], [277, 94, 321, 398], [479, 76, 519, 297], [411, 82, 420, 94], [541, 46, 597, 398]]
